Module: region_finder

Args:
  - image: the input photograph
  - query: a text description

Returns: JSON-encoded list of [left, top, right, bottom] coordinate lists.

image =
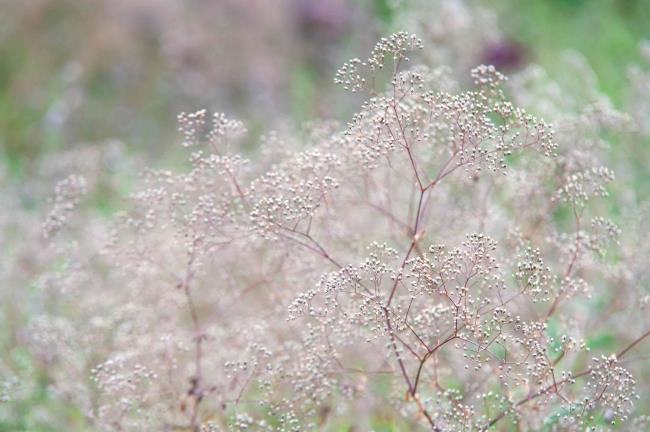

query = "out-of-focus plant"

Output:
[[2, 30, 648, 432], [390, 0, 503, 74], [0, 0, 371, 176]]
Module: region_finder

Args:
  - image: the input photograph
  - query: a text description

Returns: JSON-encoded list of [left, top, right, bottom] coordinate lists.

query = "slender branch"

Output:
[[179, 242, 204, 432], [482, 328, 650, 430]]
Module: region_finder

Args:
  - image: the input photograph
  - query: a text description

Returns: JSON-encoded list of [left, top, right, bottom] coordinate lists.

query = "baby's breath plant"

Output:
[[5, 32, 649, 432]]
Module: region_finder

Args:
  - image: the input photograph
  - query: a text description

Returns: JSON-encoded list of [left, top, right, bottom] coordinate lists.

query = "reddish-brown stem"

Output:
[[179, 242, 204, 432], [545, 205, 582, 321], [384, 306, 413, 392], [483, 328, 650, 430], [617, 329, 650, 359], [412, 334, 458, 395]]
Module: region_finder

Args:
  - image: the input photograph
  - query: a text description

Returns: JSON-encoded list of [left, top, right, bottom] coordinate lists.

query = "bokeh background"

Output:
[[3, 0, 649, 174], [1, 0, 650, 430]]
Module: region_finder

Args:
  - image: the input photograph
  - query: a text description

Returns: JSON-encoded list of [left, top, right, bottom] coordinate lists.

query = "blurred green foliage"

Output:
[[488, 0, 650, 201], [3, 0, 649, 178], [490, 0, 650, 106]]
